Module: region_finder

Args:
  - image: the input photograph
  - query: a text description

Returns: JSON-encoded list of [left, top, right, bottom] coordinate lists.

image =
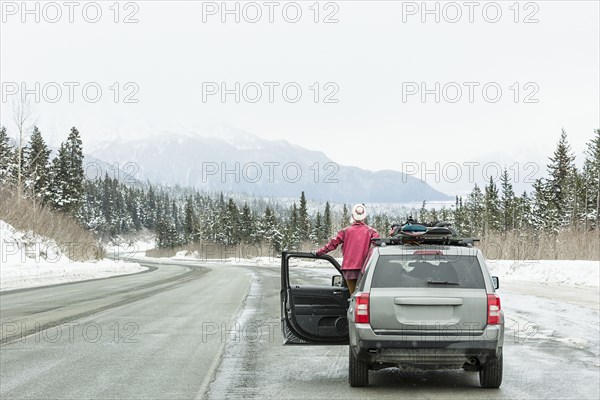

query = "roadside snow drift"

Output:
[[169, 251, 599, 289], [0, 220, 147, 291], [487, 260, 600, 288]]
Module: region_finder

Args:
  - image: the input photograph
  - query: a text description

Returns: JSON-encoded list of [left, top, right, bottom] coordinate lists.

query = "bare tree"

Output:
[[12, 97, 37, 197]]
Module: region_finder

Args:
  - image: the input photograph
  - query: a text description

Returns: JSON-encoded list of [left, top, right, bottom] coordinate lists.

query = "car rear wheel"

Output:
[[349, 347, 369, 387], [479, 355, 503, 388]]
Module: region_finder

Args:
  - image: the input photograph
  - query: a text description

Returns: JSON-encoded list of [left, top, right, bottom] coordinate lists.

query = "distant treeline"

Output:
[[1, 125, 598, 254]]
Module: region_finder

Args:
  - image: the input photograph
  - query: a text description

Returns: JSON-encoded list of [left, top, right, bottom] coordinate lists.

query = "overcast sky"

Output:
[[1, 0, 598, 194]]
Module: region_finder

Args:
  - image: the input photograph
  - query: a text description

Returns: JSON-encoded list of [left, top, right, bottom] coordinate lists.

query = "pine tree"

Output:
[[284, 203, 300, 250], [311, 211, 322, 244], [222, 198, 240, 245], [163, 199, 181, 247], [48, 142, 70, 211], [116, 181, 131, 232], [546, 129, 576, 229], [202, 199, 218, 243], [454, 196, 468, 235], [517, 191, 533, 229], [153, 191, 163, 229], [0, 126, 13, 186], [100, 174, 115, 235], [484, 176, 501, 233], [126, 187, 142, 231], [323, 201, 332, 239], [260, 206, 282, 252], [465, 184, 485, 236], [239, 202, 256, 243], [372, 214, 385, 235], [571, 171, 587, 226], [429, 208, 439, 224], [24, 126, 51, 204], [419, 201, 428, 223], [439, 206, 451, 224], [582, 129, 600, 229], [48, 127, 85, 214], [171, 200, 181, 233], [183, 196, 200, 244], [147, 186, 157, 229], [80, 179, 105, 233], [67, 127, 85, 212], [156, 217, 179, 248], [499, 168, 516, 232], [340, 204, 349, 229], [297, 191, 310, 242], [531, 178, 551, 230]]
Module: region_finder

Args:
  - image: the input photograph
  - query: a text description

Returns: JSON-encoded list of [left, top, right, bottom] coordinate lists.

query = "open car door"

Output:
[[281, 251, 350, 345]]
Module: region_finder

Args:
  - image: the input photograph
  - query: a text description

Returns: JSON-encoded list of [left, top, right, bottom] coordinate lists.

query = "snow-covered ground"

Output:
[[487, 259, 599, 288], [170, 250, 599, 289], [6, 215, 594, 298], [0, 220, 147, 292], [105, 231, 157, 260], [170, 251, 283, 266]]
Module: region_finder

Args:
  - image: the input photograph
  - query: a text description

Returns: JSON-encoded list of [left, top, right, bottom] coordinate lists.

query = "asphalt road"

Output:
[[1, 258, 598, 399]]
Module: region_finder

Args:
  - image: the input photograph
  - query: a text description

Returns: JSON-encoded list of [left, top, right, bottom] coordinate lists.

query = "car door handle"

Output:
[[333, 291, 343, 296]]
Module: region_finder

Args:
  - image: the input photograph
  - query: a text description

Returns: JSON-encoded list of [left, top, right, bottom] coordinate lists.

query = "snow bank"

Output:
[[0, 259, 148, 292], [170, 251, 343, 269], [170, 250, 599, 289], [170, 252, 282, 267], [106, 232, 156, 260], [487, 260, 600, 288], [0, 220, 147, 291]]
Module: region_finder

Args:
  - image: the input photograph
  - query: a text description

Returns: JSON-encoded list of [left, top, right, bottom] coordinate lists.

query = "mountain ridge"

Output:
[[87, 128, 451, 203]]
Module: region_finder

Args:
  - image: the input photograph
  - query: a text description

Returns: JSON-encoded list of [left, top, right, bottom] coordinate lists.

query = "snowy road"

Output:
[[1, 259, 598, 399]]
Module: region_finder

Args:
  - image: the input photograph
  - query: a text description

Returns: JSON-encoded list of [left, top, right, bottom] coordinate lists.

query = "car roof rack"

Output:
[[374, 219, 480, 248], [372, 236, 480, 247]]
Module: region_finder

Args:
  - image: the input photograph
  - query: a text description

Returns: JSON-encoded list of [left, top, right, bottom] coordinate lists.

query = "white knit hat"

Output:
[[351, 204, 367, 222]]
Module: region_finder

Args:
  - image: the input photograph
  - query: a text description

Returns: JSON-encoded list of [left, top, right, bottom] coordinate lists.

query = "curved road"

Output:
[[1, 258, 598, 399]]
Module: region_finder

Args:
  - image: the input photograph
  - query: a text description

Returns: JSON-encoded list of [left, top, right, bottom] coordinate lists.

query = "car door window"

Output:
[[288, 257, 342, 287]]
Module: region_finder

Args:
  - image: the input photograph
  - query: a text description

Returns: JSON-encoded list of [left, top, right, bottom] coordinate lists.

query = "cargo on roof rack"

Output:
[[377, 220, 479, 247]]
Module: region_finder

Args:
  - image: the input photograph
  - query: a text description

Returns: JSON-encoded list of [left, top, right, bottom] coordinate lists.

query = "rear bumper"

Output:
[[354, 339, 501, 366], [350, 323, 503, 367]]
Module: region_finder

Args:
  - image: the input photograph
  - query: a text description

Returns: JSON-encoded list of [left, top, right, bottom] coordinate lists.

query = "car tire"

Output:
[[479, 355, 503, 388], [349, 347, 369, 387]]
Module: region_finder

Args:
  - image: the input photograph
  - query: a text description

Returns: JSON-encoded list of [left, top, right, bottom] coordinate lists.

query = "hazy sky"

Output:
[[1, 0, 599, 194]]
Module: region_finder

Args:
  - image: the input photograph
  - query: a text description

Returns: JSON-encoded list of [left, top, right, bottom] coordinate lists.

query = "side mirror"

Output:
[[492, 276, 499, 290], [332, 275, 343, 287]]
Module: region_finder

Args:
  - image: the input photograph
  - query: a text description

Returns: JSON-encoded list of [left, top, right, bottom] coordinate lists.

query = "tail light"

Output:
[[355, 292, 370, 324], [487, 294, 501, 325]]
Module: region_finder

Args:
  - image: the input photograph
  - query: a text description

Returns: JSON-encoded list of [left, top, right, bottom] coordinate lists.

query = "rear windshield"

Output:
[[371, 254, 485, 289]]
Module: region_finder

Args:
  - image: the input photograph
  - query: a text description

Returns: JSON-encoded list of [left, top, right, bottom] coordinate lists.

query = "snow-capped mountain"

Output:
[[87, 128, 451, 203]]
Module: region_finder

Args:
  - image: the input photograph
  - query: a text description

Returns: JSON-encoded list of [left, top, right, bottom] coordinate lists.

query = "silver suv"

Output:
[[280, 245, 504, 388]]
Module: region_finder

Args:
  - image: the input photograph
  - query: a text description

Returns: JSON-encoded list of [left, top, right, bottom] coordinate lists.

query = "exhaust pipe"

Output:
[[463, 357, 479, 371]]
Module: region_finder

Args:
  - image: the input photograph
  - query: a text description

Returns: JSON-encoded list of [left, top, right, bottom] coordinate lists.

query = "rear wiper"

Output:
[[427, 280, 459, 285]]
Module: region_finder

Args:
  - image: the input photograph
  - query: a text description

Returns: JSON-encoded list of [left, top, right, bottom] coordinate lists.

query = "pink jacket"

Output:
[[316, 222, 379, 271]]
